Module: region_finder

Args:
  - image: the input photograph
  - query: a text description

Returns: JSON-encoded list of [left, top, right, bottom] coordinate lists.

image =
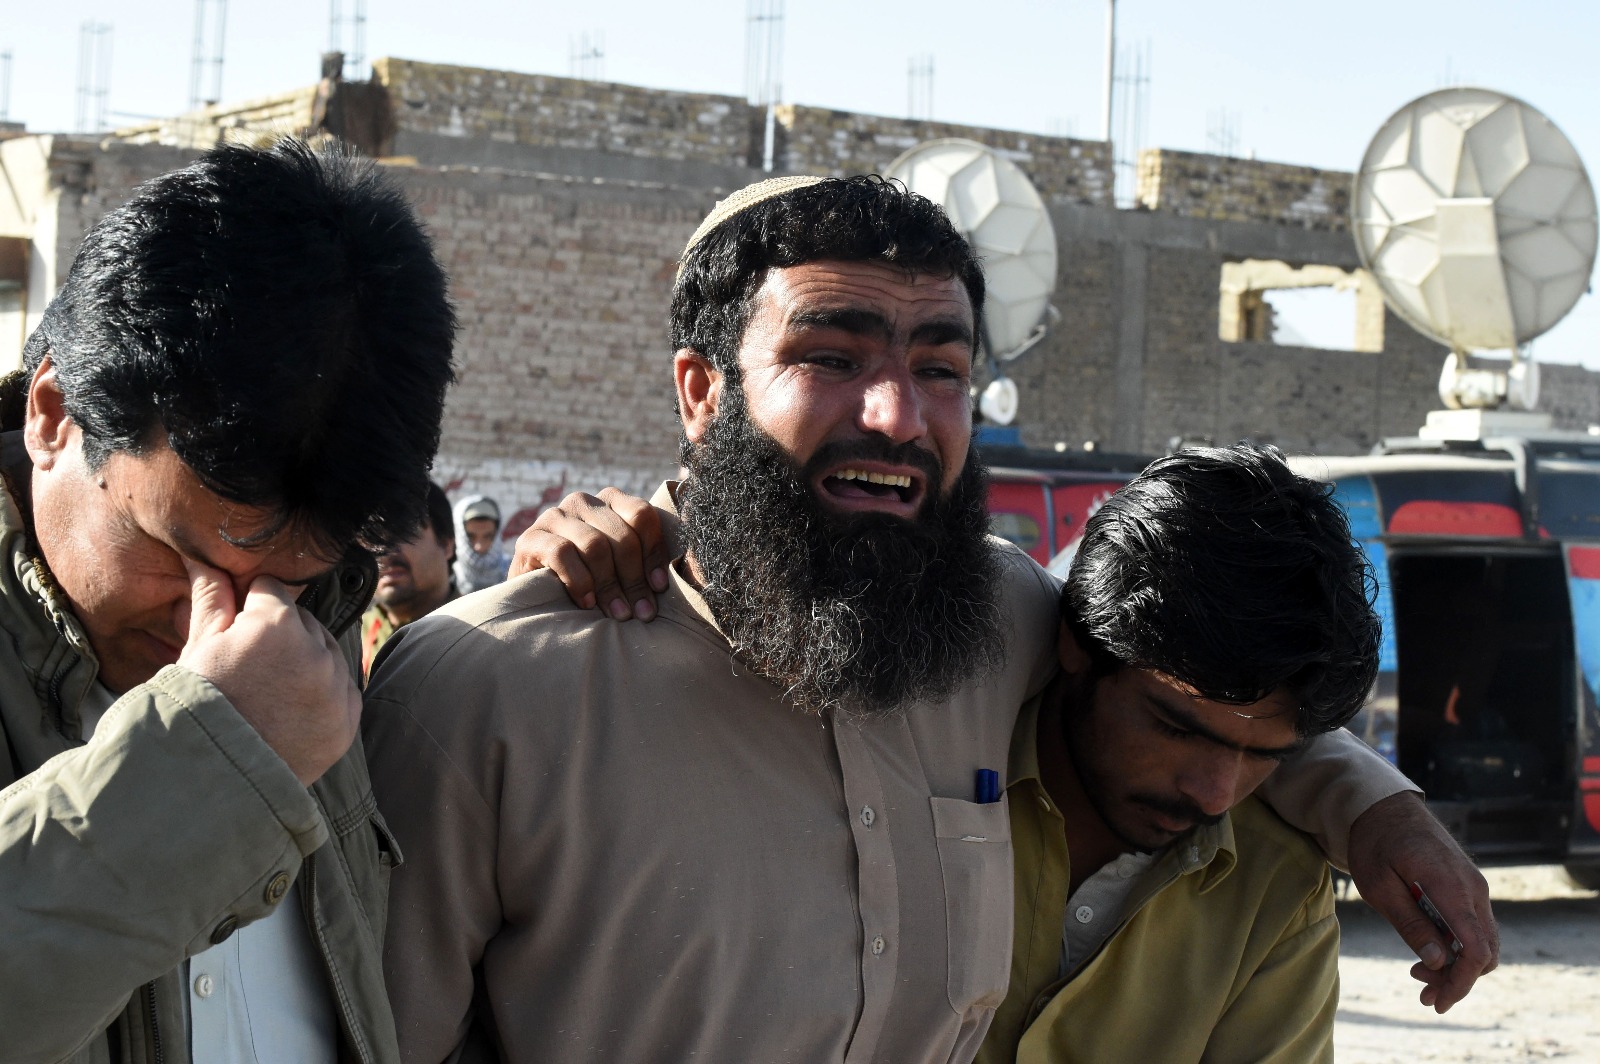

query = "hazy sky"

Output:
[[3, 0, 1597, 366]]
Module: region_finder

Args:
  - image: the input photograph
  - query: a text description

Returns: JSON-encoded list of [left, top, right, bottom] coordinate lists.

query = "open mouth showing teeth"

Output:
[[823, 468, 916, 503]]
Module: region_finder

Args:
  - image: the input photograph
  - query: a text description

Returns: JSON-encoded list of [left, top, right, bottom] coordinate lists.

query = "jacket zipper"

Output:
[[142, 981, 165, 1064]]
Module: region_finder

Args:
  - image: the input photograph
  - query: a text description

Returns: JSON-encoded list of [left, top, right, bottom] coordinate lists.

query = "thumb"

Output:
[[180, 556, 238, 646], [1366, 874, 1451, 970]]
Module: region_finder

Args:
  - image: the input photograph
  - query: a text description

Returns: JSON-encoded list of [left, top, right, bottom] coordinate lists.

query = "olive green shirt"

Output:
[[977, 696, 1338, 1064]]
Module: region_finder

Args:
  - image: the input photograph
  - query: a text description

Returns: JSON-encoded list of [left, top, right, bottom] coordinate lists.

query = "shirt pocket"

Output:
[[929, 795, 1014, 1014]]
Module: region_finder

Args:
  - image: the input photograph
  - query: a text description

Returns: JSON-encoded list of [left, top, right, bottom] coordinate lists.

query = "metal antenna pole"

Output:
[[0, 51, 11, 122], [96, 26, 112, 132], [189, 1, 228, 109], [328, 0, 365, 79], [746, 0, 784, 172], [211, 0, 227, 104], [76, 23, 112, 133], [75, 28, 89, 132], [189, 1, 204, 109], [1101, 0, 1115, 142], [907, 55, 934, 121], [351, 0, 365, 78]]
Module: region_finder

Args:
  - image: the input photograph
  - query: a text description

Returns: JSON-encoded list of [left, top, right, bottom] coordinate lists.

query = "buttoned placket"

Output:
[[189, 925, 237, 1054], [827, 710, 901, 1064]]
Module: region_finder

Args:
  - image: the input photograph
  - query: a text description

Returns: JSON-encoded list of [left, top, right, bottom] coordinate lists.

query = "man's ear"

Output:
[[23, 358, 74, 471], [1057, 622, 1094, 679], [675, 348, 723, 444]]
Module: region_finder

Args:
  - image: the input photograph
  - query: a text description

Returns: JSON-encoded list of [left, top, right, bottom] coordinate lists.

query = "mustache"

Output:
[[803, 437, 943, 485], [1131, 794, 1225, 830]]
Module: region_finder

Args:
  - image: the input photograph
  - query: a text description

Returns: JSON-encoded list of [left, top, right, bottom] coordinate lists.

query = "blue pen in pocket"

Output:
[[974, 768, 1000, 804]]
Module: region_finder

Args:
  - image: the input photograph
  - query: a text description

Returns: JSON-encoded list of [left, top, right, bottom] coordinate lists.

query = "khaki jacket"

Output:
[[0, 427, 400, 1064]]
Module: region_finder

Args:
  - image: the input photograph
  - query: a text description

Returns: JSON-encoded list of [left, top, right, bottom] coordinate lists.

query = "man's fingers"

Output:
[[1346, 791, 1498, 1011], [517, 527, 598, 609], [509, 488, 669, 620], [1368, 878, 1455, 971], [534, 509, 625, 614], [597, 487, 670, 599], [1364, 869, 1495, 1014], [237, 574, 305, 616], [180, 556, 238, 644], [572, 489, 655, 620]]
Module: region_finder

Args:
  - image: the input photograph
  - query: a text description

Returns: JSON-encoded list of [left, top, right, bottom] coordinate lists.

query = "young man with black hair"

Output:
[[363, 482, 459, 676], [978, 445, 1378, 1064], [0, 139, 455, 1064], [370, 175, 1491, 1064]]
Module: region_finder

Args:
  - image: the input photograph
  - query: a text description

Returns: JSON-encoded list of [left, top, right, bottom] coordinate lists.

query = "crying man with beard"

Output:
[[361, 176, 1450, 1064]]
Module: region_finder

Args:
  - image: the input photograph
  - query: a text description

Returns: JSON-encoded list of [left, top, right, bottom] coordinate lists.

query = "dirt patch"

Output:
[[1336, 867, 1600, 1062]]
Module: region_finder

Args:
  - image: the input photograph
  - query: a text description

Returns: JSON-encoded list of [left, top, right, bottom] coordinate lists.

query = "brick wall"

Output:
[[1137, 148, 1353, 232], [993, 239, 1122, 448], [25, 126, 1600, 535], [50, 141, 200, 289], [113, 87, 320, 150], [778, 105, 1114, 206], [988, 207, 1453, 457], [376, 58, 754, 170], [393, 164, 710, 515]]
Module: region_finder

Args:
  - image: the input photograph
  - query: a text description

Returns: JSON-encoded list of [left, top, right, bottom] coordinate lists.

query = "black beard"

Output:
[[675, 397, 1006, 716]]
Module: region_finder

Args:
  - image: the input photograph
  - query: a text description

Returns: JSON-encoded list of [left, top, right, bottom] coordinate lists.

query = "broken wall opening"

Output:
[[0, 236, 27, 373], [1219, 258, 1386, 352]]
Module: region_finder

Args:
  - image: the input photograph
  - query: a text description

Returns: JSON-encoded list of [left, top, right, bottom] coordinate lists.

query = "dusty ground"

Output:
[[1336, 867, 1600, 1062]]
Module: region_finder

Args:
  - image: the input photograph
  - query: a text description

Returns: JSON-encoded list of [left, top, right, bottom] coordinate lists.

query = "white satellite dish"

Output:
[[884, 139, 1059, 364], [1353, 88, 1598, 412]]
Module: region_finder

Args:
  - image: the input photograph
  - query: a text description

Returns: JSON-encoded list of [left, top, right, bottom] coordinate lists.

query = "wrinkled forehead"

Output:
[[755, 260, 976, 326]]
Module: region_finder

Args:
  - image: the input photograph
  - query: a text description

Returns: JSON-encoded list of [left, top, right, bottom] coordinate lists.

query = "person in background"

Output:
[[363, 482, 458, 676], [452, 494, 510, 593]]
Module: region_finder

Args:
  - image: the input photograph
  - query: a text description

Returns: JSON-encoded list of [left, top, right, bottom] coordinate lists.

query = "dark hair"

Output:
[[423, 482, 453, 548], [670, 175, 984, 380], [23, 138, 457, 555], [1062, 444, 1380, 736]]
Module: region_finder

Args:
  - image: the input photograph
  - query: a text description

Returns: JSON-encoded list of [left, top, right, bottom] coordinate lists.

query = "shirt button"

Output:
[[860, 805, 875, 828], [264, 871, 291, 905], [871, 935, 886, 956], [1075, 905, 1094, 924], [209, 915, 239, 945], [193, 974, 214, 999], [1037, 795, 1051, 811]]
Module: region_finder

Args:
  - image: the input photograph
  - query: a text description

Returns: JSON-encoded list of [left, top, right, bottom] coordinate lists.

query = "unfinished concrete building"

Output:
[[4, 56, 1599, 532]]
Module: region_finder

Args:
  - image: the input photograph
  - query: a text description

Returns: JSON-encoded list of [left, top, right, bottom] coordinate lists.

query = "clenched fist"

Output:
[[176, 558, 361, 786]]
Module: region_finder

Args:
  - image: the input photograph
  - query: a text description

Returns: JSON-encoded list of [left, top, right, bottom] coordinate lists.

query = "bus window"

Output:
[[1372, 470, 1522, 537], [1537, 460, 1600, 539], [986, 480, 1049, 563]]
